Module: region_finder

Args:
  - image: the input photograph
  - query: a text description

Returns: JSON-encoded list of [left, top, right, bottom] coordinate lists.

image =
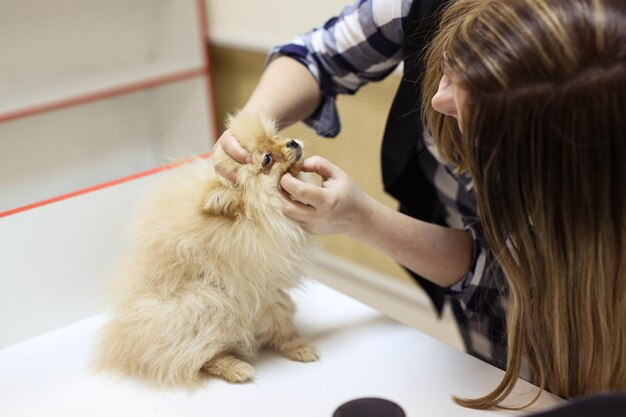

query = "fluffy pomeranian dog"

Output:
[[94, 112, 319, 387]]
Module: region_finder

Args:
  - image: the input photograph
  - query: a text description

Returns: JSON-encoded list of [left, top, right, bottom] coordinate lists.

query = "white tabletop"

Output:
[[0, 279, 563, 417]]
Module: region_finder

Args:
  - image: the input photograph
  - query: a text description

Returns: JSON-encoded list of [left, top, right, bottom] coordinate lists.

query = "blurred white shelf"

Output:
[[0, 64, 205, 121], [0, 0, 216, 217], [0, 0, 205, 120], [0, 76, 213, 214]]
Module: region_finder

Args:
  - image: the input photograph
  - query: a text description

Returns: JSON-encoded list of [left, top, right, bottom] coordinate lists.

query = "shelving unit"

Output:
[[0, 0, 217, 215]]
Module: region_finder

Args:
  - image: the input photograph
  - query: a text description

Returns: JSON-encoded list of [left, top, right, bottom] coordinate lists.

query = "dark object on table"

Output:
[[333, 397, 406, 417], [531, 392, 626, 417]]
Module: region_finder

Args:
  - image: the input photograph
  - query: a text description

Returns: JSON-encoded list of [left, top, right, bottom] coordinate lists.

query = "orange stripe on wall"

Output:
[[0, 152, 212, 219]]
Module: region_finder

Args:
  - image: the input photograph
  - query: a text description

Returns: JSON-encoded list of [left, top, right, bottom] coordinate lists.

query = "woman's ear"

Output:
[[201, 178, 243, 218]]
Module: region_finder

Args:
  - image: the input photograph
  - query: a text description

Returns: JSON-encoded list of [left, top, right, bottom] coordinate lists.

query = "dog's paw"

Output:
[[221, 360, 256, 383], [283, 342, 320, 363], [203, 354, 256, 383]]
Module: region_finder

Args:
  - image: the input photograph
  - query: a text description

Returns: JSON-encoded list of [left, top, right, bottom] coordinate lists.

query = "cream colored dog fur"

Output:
[[94, 113, 319, 387]]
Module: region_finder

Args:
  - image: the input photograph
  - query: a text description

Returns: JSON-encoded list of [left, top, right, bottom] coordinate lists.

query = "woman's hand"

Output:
[[281, 156, 472, 286], [212, 129, 251, 182], [280, 156, 374, 236]]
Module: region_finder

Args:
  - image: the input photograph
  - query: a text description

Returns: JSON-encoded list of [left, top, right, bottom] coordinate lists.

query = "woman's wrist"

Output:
[[345, 193, 383, 241], [345, 195, 472, 287]]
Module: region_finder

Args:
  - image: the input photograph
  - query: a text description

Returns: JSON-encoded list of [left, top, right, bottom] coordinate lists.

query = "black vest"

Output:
[[381, 0, 451, 313]]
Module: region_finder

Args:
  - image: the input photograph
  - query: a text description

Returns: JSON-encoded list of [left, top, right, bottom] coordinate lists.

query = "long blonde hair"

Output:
[[423, 0, 626, 409]]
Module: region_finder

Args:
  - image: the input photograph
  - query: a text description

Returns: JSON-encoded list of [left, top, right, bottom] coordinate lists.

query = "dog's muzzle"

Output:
[[287, 140, 303, 160]]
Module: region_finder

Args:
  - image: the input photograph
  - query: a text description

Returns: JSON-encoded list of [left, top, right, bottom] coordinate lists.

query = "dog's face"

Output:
[[203, 113, 304, 217], [243, 127, 304, 182], [218, 113, 304, 183]]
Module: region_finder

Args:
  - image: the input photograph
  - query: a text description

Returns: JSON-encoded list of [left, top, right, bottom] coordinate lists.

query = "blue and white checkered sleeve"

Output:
[[443, 218, 505, 315], [445, 223, 490, 294], [267, 0, 411, 137]]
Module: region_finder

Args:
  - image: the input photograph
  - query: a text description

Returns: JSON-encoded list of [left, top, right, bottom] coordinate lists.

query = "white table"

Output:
[[0, 280, 562, 417], [0, 163, 563, 416]]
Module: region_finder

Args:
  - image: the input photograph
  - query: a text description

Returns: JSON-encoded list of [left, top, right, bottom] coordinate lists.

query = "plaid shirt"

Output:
[[269, 0, 511, 372]]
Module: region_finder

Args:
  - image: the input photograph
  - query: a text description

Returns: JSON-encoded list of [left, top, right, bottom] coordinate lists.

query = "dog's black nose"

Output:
[[286, 140, 300, 149]]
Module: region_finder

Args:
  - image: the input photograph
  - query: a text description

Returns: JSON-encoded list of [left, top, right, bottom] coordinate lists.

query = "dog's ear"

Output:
[[201, 178, 243, 218]]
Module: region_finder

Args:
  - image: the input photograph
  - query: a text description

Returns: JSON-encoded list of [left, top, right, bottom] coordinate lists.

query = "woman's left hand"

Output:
[[281, 157, 473, 286], [280, 156, 373, 236]]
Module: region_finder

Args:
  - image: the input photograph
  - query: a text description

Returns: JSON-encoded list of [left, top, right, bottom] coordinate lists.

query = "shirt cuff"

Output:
[[443, 223, 487, 300]]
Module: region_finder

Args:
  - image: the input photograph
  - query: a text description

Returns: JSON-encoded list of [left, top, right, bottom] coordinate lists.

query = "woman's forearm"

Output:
[[280, 157, 473, 288], [349, 198, 473, 288], [242, 56, 322, 129]]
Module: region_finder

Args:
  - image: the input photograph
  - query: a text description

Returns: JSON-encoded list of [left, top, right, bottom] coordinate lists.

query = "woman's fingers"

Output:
[[213, 130, 251, 182], [280, 173, 327, 207], [301, 155, 339, 181], [279, 191, 316, 223], [280, 156, 343, 207], [215, 130, 251, 164], [279, 156, 367, 236]]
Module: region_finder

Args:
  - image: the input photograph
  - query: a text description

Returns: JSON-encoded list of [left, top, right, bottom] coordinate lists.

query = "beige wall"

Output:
[[210, 47, 414, 284], [205, 0, 351, 51]]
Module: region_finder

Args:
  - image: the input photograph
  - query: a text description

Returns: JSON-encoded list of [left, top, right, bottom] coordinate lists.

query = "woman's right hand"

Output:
[[212, 129, 251, 182]]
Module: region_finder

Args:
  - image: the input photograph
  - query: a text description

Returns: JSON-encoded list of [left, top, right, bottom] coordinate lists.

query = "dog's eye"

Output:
[[262, 153, 273, 168]]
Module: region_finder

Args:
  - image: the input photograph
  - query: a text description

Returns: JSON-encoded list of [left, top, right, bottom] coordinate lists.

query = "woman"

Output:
[[420, 0, 626, 408], [216, 0, 626, 408]]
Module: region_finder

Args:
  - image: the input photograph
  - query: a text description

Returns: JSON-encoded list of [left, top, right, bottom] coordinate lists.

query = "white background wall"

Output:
[[205, 0, 352, 51]]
